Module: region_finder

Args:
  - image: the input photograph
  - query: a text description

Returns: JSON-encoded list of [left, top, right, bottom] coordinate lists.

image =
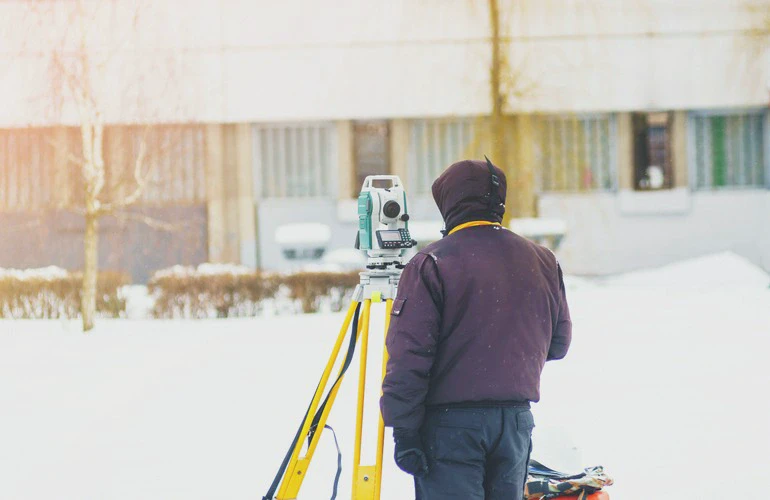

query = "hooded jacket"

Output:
[[380, 160, 572, 431]]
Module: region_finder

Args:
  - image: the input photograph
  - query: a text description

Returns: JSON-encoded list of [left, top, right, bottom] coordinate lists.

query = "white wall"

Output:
[[1, 0, 768, 126], [539, 189, 770, 274]]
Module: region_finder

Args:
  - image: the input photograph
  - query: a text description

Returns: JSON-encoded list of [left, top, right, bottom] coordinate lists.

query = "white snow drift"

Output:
[[0, 252, 768, 500]]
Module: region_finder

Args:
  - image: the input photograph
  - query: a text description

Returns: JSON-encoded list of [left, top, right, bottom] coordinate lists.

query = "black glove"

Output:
[[393, 428, 429, 477]]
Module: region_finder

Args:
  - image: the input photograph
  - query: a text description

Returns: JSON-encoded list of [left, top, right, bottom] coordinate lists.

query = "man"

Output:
[[380, 159, 572, 499]]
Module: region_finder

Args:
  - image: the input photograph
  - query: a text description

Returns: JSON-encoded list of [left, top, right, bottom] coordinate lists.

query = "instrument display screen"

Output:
[[379, 231, 402, 242]]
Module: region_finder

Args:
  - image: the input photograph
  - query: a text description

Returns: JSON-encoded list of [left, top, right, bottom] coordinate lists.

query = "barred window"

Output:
[[1, 125, 206, 212], [536, 115, 616, 192], [0, 127, 81, 211], [354, 121, 390, 195], [253, 123, 335, 198], [0, 128, 53, 211], [691, 111, 766, 189], [407, 118, 476, 195], [104, 125, 207, 205]]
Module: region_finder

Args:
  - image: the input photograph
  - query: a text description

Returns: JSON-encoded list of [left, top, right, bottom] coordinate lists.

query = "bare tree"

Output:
[[20, 0, 178, 331], [747, 1, 770, 56], [487, 0, 537, 223], [483, 0, 609, 222]]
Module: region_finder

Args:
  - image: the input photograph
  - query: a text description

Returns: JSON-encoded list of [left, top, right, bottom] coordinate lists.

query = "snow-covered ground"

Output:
[[1, 252, 769, 499]]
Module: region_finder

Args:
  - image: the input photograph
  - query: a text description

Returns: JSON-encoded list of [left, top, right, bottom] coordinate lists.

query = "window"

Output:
[[691, 110, 766, 189], [632, 112, 673, 190], [406, 118, 476, 195], [354, 121, 389, 195], [536, 114, 616, 192], [0, 128, 57, 211], [1, 125, 207, 211], [253, 123, 335, 198], [104, 125, 207, 205]]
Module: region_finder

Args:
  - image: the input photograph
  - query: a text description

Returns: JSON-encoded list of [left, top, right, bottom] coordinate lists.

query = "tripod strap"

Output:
[[325, 424, 343, 500], [308, 303, 361, 446], [263, 303, 362, 500]]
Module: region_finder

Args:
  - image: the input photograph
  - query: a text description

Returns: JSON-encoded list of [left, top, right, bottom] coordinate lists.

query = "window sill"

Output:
[[617, 187, 690, 215], [692, 185, 769, 192]]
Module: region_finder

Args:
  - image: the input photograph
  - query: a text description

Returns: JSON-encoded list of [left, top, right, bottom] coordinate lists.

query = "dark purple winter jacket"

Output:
[[380, 160, 572, 431]]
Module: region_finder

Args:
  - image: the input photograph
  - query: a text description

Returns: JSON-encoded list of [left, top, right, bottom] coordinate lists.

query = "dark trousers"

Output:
[[415, 407, 534, 500]]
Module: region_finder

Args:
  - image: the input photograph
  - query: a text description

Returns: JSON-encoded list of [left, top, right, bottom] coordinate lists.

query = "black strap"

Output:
[[263, 303, 362, 500], [308, 303, 361, 445], [484, 155, 502, 211], [325, 424, 343, 500]]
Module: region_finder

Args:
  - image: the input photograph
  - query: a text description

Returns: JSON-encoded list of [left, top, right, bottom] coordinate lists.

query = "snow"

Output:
[[152, 263, 255, 278], [320, 248, 367, 270], [1, 252, 769, 499], [0, 265, 69, 280], [509, 218, 567, 238], [121, 285, 155, 320], [407, 220, 443, 245], [604, 251, 770, 288], [275, 223, 332, 246]]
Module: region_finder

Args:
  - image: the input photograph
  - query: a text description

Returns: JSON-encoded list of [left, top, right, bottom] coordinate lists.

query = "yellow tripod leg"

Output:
[[373, 298, 393, 499], [352, 299, 374, 499], [352, 298, 392, 500], [276, 301, 360, 500]]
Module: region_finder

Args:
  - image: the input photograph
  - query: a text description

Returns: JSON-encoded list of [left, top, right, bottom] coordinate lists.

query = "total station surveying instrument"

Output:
[[263, 175, 416, 500]]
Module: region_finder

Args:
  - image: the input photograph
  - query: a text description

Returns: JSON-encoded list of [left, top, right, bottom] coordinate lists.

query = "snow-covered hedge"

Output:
[[0, 267, 129, 319], [147, 264, 278, 319], [147, 264, 361, 318], [281, 271, 360, 313]]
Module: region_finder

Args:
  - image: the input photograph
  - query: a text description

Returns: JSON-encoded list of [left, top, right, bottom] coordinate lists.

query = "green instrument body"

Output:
[[357, 191, 373, 250]]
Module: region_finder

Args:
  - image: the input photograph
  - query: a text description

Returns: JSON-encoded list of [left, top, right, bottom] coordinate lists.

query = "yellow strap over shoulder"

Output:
[[447, 220, 502, 236]]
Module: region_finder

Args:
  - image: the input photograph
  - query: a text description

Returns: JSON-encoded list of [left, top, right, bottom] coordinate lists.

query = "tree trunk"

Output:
[[488, 0, 513, 224], [81, 211, 98, 332]]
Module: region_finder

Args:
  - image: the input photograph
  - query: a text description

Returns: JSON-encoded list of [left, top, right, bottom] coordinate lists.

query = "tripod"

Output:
[[265, 264, 402, 500]]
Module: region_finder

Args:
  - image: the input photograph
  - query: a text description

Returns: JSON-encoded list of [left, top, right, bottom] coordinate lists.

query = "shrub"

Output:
[[90, 271, 131, 318], [148, 264, 280, 319], [147, 265, 362, 317], [0, 267, 130, 319], [279, 271, 360, 313]]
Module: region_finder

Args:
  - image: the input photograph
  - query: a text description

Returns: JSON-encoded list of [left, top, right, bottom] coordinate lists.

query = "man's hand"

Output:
[[393, 429, 429, 477]]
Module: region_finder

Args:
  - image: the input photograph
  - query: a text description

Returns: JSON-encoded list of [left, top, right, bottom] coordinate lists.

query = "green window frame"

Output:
[[690, 110, 767, 189]]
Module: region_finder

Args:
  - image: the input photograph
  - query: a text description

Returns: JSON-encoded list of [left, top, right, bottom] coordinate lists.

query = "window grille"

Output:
[[0, 125, 206, 211], [354, 121, 390, 195], [105, 125, 207, 205], [0, 128, 57, 211], [407, 119, 476, 195], [253, 123, 335, 198], [691, 111, 766, 189], [535, 115, 616, 192]]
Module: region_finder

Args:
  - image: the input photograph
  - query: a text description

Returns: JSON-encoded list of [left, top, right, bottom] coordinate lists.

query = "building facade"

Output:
[[1, 0, 768, 279]]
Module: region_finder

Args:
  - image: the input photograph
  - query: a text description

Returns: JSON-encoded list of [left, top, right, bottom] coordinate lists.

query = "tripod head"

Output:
[[355, 175, 417, 270]]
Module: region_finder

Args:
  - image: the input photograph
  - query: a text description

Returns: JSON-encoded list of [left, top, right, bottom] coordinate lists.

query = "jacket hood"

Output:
[[431, 159, 507, 235]]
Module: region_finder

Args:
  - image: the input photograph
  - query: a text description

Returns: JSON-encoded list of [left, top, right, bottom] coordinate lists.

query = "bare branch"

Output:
[[50, 51, 90, 109], [44, 136, 85, 168], [122, 127, 151, 205], [98, 126, 151, 212], [110, 210, 181, 233], [91, 114, 106, 199]]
